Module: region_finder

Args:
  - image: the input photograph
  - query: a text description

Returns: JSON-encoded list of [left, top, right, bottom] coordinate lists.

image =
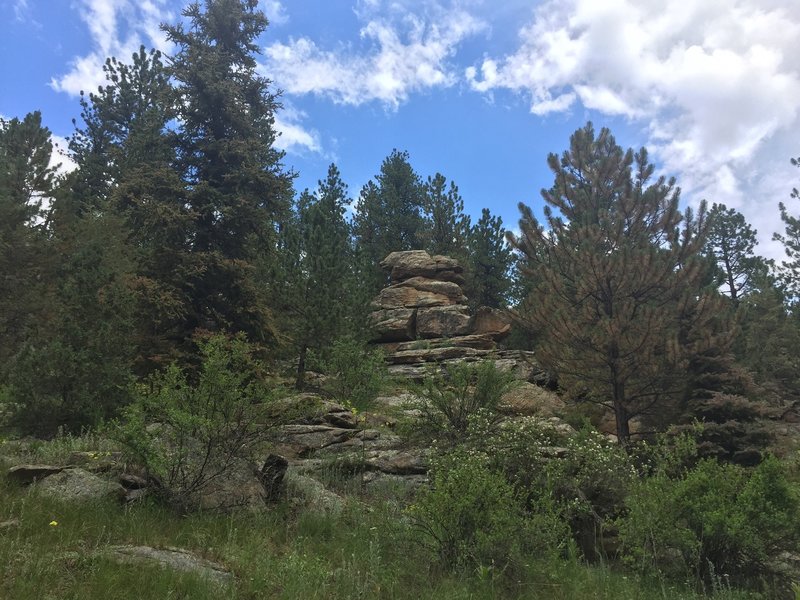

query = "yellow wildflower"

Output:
[[49, 520, 58, 527]]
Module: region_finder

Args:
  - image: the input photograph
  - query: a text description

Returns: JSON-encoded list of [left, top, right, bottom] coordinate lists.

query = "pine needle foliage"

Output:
[[510, 123, 731, 444]]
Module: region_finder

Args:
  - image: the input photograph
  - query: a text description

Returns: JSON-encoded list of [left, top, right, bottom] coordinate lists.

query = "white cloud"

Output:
[[263, 1, 486, 109], [51, 0, 173, 96], [259, 0, 288, 26], [273, 104, 322, 155], [49, 134, 78, 177], [466, 0, 800, 259]]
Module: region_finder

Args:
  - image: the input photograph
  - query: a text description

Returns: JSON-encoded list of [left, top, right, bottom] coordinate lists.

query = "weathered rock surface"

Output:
[[499, 382, 566, 417], [369, 308, 416, 342], [7, 464, 64, 485], [107, 545, 232, 585], [416, 305, 473, 338], [472, 306, 512, 341], [285, 468, 344, 516], [380, 250, 463, 282], [36, 468, 126, 503], [189, 458, 269, 512], [372, 278, 466, 309], [275, 424, 359, 458], [368, 251, 521, 368], [387, 346, 491, 365], [385, 350, 547, 383], [395, 334, 496, 352]]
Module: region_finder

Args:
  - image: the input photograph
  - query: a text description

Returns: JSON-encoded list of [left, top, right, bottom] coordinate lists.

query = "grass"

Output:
[[0, 471, 767, 599], [0, 432, 778, 600]]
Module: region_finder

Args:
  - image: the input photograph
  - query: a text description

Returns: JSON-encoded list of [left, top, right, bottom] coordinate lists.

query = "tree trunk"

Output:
[[612, 379, 631, 445], [294, 344, 307, 390]]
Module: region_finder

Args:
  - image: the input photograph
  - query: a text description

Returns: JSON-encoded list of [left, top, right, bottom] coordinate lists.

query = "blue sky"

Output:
[[2, 0, 799, 259]]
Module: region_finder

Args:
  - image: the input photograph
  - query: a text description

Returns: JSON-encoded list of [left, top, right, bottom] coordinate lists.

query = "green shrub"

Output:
[[619, 455, 800, 586], [113, 334, 274, 511], [469, 417, 636, 560], [312, 336, 387, 412], [408, 448, 525, 572], [415, 361, 516, 445]]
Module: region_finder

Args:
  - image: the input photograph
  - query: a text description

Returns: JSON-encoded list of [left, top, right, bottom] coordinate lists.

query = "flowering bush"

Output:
[[471, 417, 634, 559]]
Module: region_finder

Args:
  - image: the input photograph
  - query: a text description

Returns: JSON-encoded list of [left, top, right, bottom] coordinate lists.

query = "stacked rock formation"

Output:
[[369, 250, 516, 376]]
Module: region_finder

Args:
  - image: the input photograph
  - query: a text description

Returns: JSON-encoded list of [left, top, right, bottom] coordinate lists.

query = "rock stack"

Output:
[[369, 250, 524, 377]]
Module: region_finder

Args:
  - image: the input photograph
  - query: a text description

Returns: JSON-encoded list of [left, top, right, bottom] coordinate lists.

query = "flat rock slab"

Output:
[[365, 450, 428, 475], [380, 250, 463, 282], [36, 468, 126, 503], [107, 545, 232, 585], [7, 464, 65, 485], [387, 346, 491, 364]]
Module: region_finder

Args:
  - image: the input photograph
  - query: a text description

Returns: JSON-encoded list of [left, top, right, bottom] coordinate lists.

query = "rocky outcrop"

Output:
[[368, 251, 522, 375]]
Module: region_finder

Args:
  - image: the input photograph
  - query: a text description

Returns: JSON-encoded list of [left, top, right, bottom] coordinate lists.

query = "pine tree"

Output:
[[164, 0, 293, 341], [704, 203, 766, 302], [67, 47, 193, 371], [3, 111, 137, 434], [511, 123, 730, 444], [774, 157, 800, 301], [275, 165, 355, 387], [0, 112, 57, 368], [421, 172, 471, 260], [353, 149, 425, 292], [467, 208, 513, 309]]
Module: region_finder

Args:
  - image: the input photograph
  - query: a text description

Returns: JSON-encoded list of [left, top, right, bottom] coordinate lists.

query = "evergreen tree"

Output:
[[0, 112, 57, 368], [467, 208, 513, 308], [67, 47, 193, 371], [164, 0, 293, 341], [511, 123, 729, 444], [275, 165, 355, 387], [7, 205, 137, 435], [421, 172, 471, 260], [353, 149, 425, 292], [704, 203, 765, 302], [774, 156, 800, 301]]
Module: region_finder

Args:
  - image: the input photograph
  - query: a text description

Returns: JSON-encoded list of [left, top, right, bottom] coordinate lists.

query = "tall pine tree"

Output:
[[467, 208, 513, 309], [275, 165, 355, 387], [353, 149, 425, 293], [164, 0, 293, 342], [511, 123, 729, 444], [774, 156, 800, 301], [704, 203, 766, 302]]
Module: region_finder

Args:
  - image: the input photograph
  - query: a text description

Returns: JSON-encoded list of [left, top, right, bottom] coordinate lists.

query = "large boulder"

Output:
[[369, 308, 416, 342], [471, 306, 512, 340], [416, 305, 472, 338], [190, 457, 271, 511], [380, 250, 463, 282], [36, 468, 126, 503], [372, 277, 467, 309]]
